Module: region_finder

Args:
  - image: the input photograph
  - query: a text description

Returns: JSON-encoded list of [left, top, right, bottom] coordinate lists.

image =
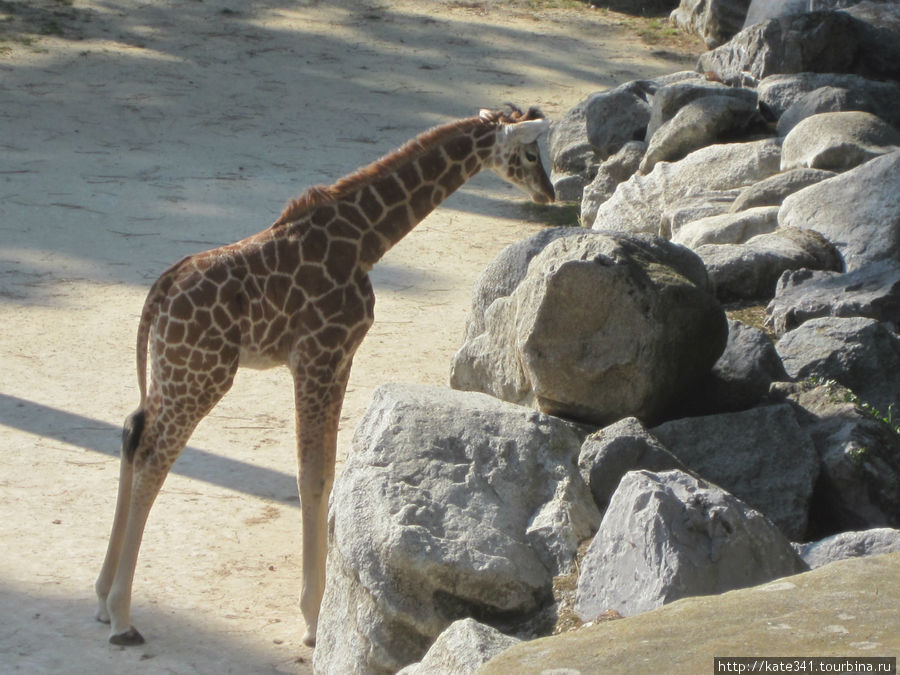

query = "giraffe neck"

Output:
[[275, 116, 500, 269]]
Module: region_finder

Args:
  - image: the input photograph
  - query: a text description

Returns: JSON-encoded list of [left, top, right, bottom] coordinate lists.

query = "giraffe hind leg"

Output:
[[95, 408, 144, 627]]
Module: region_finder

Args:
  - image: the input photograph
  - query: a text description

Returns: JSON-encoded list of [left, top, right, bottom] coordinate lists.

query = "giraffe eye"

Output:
[[524, 151, 538, 163]]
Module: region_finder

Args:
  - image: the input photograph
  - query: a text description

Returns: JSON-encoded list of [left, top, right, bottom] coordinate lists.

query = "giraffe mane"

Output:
[[272, 106, 545, 227]]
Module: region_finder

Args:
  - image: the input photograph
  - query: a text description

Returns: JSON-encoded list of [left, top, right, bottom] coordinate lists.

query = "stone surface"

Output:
[[481, 553, 900, 674], [778, 150, 900, 272], [672, 205, 779, 249], [590, 138, 781, 234], [776, 316, 900, 414], [640, 94, 763, 174], [577, 417, 686, 512], [396, 618, 520, 675], [580, 141, 646, 227], [780, 111, 900, 172], [451, 232, 727, 426], [765, 261, 900, 337], [729, 168, 836, 213], [776, 85, 900, 136], [697, 11, 863, 83], [795, 528, 900, 569], [671, 0, 753, 47], [313, 384, 599, 675], [574, 470, 807, 620], [758, 72, 900, 119], [586, 80, 656, 160], [780, 380, 900, 537], [651, 403, 819, 539], [696, 227, 842, 301]]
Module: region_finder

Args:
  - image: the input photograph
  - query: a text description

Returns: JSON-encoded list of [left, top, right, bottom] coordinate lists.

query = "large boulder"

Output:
[[765, 261, 900, 337], [313, 384, 599, 675], [697, 11, 863, 83], [650, 403, 819, 539], [574, 470, 807, 619], [757, 72, 900, 120], [776, 316, 900, 414], [778, 150, 900, 272], [695, 227, 842, 301], [580, 141, 646, 227], [670, 0, 754, 47], [482, 554, 900, 674], [776, 85, 900, 136], [780, 111, 900, 172], [450, 231, 728, 426], [729, 168, 836, 213], [672, 205, 779, 249], [795, 528, 900, 569], [590, 139, 782, 235], [779, 380, 900, 536]]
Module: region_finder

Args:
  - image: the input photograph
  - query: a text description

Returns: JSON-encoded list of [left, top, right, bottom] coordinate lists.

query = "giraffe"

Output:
[[94, 105, 555, 648]]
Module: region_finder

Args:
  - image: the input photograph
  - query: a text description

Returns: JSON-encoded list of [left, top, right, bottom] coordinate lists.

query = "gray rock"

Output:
[[577, 417, 686, 512], [776, 86, 900, 136], [696, 228, 842, 301], [672, 205, 779, 249], [765, 260, 900, 337], [778, 150, 900, 272], [843, 1, 900, 81], [776, 316, 900, 414], [661, 189, 742, 239], [794, 528, 900, 569], [450, 232, 727, 426], [650, 403, 820, 539], [780, 111, 900, 172], [640, 94, 764, 174], [671, 0, 754, 47], [461, 227, 578, 342], [574, 469, 808, 620], [550, 171, 587, 203], [687, 318, 790, 414], [585, 80, 656, 160], [729, 168, 836, 213], [580, 141, 646, 227], [697, 11, 862, 83], [548, 94, 602, 178], [395, 618, 520, 675], [744, 0, 864, 28], [778, 380, 900, 535], [591, 139, 781, 234], [644, 81, 758, 141], [758, 72, 900, 120], [313, 384, 599, 675]]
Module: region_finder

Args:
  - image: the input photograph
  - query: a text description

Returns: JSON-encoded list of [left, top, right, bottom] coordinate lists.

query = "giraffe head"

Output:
[[483, 106, 555, 204]]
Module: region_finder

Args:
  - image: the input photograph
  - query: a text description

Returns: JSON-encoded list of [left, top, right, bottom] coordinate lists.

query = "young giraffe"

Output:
[[95, 106, 554, 647]]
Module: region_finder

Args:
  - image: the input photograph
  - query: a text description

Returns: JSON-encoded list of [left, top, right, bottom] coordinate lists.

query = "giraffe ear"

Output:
[[502, 118, 551, 144]]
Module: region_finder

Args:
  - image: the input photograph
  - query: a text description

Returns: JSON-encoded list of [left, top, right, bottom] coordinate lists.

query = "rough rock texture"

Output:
[[776, 85, 900, 136], [697, 11, 863, 83], [450, 232, 728, 426], [779, 380, 900, 536], [313, 384, 600, 675], [765, 261, 900, 337], [590, 139, 781, 234], [396, 618, 520, 675], [795, 528, 900, 569], [481, 554, 900, 674], [776, 317, 900, 414], [778, 150, 900, 272], [580, 141, 646, 227], [696, 227, 842, 301], [574, 470, 807, 620], [672, 205, 779, 249], [644, 81, 752, 141], [780, 111, 900, 172], [685, 318, 789, 415], [729, 168, 836, 213], [650, 404, 819, 539], [586, 80, 656, 160], [577, 418, 686, 512], [757, 72, 900, 120], [670, 0, 754, 47]]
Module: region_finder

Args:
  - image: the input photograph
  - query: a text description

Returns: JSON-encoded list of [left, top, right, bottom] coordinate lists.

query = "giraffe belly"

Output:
[[238, 346, 286, 370]]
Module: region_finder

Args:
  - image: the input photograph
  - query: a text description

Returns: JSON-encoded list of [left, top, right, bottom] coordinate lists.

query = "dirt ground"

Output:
[[0, 2, 700, 672]]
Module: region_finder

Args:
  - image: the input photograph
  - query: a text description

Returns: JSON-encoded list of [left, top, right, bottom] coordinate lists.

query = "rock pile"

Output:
[[313, 3, 900, 673]]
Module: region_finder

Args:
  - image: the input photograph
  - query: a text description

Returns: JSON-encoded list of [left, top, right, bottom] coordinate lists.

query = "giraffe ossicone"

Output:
[[94, 106, 554, 648]]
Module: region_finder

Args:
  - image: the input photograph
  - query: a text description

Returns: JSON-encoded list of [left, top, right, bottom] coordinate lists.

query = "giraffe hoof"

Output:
[[109, 627, 145, 646], [302, 630, 316, 647]]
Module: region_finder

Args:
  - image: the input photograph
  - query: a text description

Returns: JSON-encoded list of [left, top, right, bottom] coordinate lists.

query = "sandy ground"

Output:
[[0, 2, 699, 672]]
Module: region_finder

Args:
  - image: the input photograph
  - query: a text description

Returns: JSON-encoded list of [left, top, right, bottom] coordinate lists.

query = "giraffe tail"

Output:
[[122, 256, 188, 462]]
